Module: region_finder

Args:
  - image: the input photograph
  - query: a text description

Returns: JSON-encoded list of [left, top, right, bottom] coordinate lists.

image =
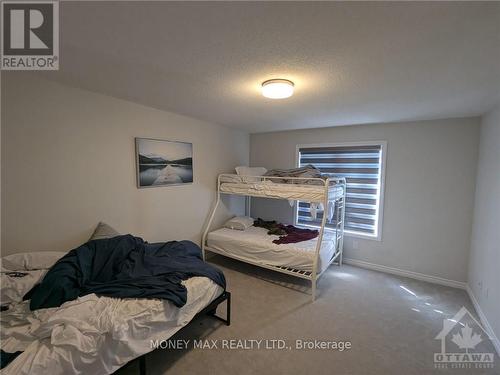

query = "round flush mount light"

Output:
[[261, 79, 294, 99]]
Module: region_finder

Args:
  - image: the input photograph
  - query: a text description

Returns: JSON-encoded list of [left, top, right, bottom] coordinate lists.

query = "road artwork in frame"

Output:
[[135, 137, 193, 188]]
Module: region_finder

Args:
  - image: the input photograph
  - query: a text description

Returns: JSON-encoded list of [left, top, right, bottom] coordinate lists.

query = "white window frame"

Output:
[[294, 140, 387, 241]]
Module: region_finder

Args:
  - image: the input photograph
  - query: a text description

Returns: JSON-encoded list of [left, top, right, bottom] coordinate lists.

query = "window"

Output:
[[296, 142, 386, 240]]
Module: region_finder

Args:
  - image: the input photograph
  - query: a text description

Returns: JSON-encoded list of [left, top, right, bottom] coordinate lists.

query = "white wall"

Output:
[[250, 118, 480, 283], [468, 105, 500, 346], [1, 74, 249, 255], [0, 72, 2, 254]]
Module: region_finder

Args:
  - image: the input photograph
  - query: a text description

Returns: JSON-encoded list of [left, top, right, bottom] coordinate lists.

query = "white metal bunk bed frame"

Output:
[[201, 174, 347, 301]]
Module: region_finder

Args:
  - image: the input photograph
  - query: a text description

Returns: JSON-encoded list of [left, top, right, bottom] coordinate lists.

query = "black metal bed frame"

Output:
[[134, 290, 231, 375]]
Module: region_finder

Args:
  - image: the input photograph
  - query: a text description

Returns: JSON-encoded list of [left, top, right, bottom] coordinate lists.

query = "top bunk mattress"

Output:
[[206, 226, 336, 274], [219, 180, 344, 203]]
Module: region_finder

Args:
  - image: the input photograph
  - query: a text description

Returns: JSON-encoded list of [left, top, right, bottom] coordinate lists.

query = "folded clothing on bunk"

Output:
[[253, 218, 319, 244], [264, 165, 325, 185], [253, 218, 287, 235]]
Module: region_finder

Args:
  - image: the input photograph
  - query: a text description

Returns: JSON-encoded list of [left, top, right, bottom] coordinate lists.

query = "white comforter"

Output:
[[219, 180, 344, 203], [207, 226, 336, 273], [1, 253, 223, 374]]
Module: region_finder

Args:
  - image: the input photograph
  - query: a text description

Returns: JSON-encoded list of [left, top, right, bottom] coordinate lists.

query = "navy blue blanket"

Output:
[[25, 235, 225, 310]]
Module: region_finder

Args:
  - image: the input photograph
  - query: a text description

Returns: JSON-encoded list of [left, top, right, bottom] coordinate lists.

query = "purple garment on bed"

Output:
[[273, 225, 319, 244]]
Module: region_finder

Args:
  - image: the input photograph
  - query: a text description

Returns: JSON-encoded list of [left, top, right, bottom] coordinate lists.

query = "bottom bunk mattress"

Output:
[[206, 226, 336, 274], [1, 252, 224, 375]]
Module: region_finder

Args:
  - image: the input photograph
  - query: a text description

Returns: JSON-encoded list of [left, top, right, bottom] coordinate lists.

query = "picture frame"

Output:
[[135, 137, 193, 188]]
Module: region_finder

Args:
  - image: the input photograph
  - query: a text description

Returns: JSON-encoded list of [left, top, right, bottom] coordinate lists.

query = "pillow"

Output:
[[1, 252, 67, 305], [1, 269, 48, 304], [223, 216, 254, 231], [89, 222, 120, 241], [235, 166, 267, 182], [1, 251, 67, 271]]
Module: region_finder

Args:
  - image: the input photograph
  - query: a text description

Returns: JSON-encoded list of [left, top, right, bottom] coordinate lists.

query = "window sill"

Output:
[[298, 223, 382, 242], [344, 230, 382, 242]]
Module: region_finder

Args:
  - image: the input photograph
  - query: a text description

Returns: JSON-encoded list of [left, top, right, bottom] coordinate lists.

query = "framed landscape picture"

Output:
[[135, 138, 193, 188]]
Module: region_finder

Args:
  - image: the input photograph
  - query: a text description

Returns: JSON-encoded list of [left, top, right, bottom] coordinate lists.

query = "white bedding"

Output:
[[1, 252, 67, 305], [206, 226, 336, 273], [219, 180, 344, 203], [1, 255, 223, 375]]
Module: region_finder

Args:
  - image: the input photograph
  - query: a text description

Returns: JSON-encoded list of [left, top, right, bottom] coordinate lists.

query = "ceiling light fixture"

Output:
[[261, 79, 294, 99]]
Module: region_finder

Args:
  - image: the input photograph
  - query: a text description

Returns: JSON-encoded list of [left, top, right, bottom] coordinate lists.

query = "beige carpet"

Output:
[[118, 256, 500, 375]]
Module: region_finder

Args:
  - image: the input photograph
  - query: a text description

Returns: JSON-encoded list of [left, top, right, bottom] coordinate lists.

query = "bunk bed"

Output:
[[202, 173, 347, 301]]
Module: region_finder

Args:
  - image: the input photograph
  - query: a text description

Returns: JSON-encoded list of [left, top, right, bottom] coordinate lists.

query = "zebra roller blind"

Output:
[[297, 144, 383, 237]]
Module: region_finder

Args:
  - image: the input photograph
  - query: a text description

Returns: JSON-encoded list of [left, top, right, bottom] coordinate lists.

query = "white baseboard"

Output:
[[466, 285, 500, 356], [343, 258, 467, 289]]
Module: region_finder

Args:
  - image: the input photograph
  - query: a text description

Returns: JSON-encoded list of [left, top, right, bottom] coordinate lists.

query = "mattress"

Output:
[[219, 180, 344, 203], [1, 254, 223, 375], [206, 226, 336, 274]]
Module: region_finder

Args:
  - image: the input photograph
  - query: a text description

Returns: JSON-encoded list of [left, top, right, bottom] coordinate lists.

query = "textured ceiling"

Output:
[[30, 1, 500, 132]]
